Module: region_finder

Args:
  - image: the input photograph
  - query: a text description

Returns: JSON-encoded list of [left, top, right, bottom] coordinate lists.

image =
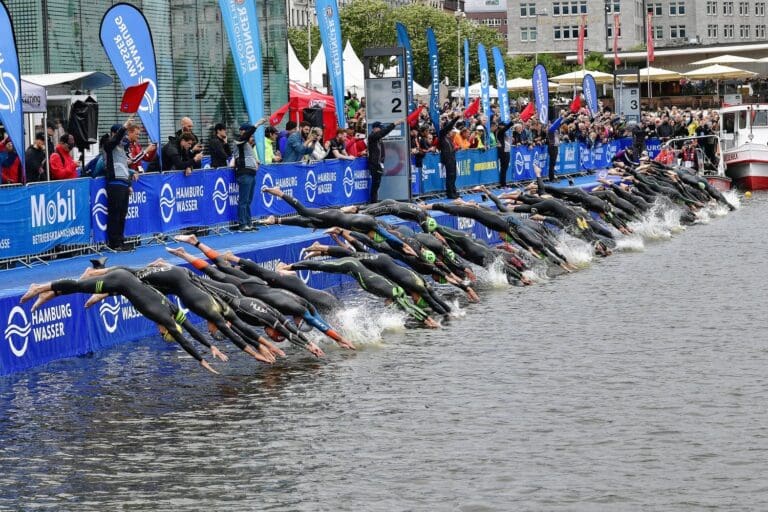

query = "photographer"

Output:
[[283, 121, 315, 163]]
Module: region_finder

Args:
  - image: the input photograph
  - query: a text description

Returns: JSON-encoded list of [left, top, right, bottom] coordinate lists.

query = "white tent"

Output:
[[451, 82, 499, 98], [288, 41, 309, 85], [342, 41, 366, 93], [309, 44, 328, 92], [413, 82, 429, 96]]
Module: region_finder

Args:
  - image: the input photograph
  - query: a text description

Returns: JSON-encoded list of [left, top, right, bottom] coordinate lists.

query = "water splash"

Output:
[[615, 234, 645, 252], [556, 234, 594, 268], [476, 258, 512, 289], [332, 304, 406, 344]]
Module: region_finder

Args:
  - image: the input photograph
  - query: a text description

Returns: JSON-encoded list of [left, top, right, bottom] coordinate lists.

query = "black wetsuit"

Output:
[[434, 224, 527, 282], [50, 270, 207, 361], [360, 199, 429, 225]]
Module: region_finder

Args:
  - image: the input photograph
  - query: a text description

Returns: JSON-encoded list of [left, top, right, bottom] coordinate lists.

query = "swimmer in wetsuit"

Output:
[[284, 257, 441, 328], [21, 270, 222, 374]]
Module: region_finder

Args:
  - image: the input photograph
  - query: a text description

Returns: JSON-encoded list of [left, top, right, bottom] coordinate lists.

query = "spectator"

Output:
[[161, 133, 202, 174], [309, 127, 328, 161], [234, 122, 259, 231], [208, 123, 232, 168], [264, 126, 282, 164], [468, 126, 485, 149], [49, 134, 79, 180], [326, 129, 354, 160], [0, 136, 23, 185], [126, 124, 157, 173], [367, 120, 399, 202], [278, 121, 297, 156], [283, 121, 315, 162], [104, 119, 138, 251], [46, 121, 56, 156], [25, 132, 48, 183], [176, 116, 203, 158], [346, 93, 360, 119], [345, 130, 368, 157], [439, 112, 461, 199]]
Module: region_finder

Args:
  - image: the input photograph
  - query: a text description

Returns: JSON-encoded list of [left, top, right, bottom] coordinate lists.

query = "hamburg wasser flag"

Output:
[[395, 22, 415, 113], [532, 64, 549, 125], [463, 38, 470, 109], [477, 43, 491, 144], [316, 0, 346, 128], [219, 0, 266, 160], [426, 27, 440, 132], [583, 74, 599, 117], [491, 46, 510, 124], [100, 4, 161, 151], [0, 2, 25, 169]]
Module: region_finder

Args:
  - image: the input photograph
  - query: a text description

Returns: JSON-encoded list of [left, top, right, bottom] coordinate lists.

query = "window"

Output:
[[669, 1, 685, 15], [670, 25, 686, 38], [654, 26, 663, 39], [647, 3, 662, 16], [707, 1, 718, 15], [707, 24, 718, 37], [553, 2, 560, 15], [740, 24, 751, 37], [723, 1, 734, 15], [739, 1, 749, 15], [757, 24, 767, 37], [757, 2, 766, 15], [521, 26, 537, 41], [724, 24, 735, 37], [607, 24, 622, 37], [520, 2, 536, 17], [606, 1, 620, 13], [553, 25, 586, 40], [577, 0, 587, 14]]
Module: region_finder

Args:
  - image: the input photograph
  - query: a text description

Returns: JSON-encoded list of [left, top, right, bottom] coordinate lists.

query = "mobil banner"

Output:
[[556, 142, 580, 175]]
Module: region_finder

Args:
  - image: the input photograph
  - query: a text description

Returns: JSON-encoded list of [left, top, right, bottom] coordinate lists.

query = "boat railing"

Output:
[[661, 135, 725, 177]]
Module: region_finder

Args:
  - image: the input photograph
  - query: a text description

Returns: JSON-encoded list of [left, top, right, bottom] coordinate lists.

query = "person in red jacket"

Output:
[[49, 134, 79, 180], [126, 125, 157, 172], [0, 136, 24, 185]]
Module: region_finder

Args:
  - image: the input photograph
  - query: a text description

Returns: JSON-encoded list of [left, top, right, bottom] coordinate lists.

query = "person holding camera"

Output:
[[283, 121, 316, 163]]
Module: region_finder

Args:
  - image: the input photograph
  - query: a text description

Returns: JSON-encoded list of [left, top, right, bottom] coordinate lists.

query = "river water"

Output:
[[1, 193, 767, 511]]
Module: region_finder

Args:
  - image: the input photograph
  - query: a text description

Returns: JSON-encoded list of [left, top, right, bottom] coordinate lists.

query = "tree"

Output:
[[288, 26, 321, 69], [583, 52, 612, 73]]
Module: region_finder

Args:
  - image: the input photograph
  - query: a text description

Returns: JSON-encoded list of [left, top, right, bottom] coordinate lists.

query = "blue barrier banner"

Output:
[[203, 168, 238, 225], [84, 294, 157, 352], [556, 142, 580, 175], [411, 162, 421, 197], [160, 172, 207, 231], [510, 146, 536, 182], [0, 3, 25, 170], [455, 148, 499, 188], [646, 138, 662, 157], [532, 145, 549, 176], [0, 179, 91, 259], [421, 153, 443, 194], [90, 174, 164, 243], [0, 295, 88, 375]]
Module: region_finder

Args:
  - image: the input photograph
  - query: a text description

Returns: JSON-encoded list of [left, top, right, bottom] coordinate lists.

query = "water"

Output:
[[1, 193, 767, 511]]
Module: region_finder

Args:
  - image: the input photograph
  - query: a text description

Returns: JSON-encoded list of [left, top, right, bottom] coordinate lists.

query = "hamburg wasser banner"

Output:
[[426, 27, 440, 133], [532, 64, 549, 125], [100, 4, 161, 150], [316, 0, 346, 129], [395, 22, 415, 113], [0, 2, 25, 170], [219, 0, 266, 160], [477, 43, 491, 144], [492, 47, 510, 124], [583, 73, 599, 117]]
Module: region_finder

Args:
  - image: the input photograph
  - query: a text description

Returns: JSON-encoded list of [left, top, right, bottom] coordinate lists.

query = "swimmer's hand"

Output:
[[211, 346, 229, 362], [200, 360, 219, 375]]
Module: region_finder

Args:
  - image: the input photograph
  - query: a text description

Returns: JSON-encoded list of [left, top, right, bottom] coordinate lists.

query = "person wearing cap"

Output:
[[367, 119, 399, 203], [234, 118, 267, 231], [25, 132, 48, 182], [207, 123, 232, 168], [469, 125, 485, 149], [49, 134, 79, 181], [103, 117, 138, 251], [125, 124, 157, 174]]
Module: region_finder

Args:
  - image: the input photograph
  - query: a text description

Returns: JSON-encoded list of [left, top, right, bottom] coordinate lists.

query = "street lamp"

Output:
[[307, 0, 313, 88], [455, 9, 466, 95], [534, 9, 548, 66]]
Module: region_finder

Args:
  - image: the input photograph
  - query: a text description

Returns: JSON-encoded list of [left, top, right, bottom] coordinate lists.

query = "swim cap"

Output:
[[444, 248, 456, 262], [698, 181, 706, 190], [373, 232, 385, 243], [424, 217, 438, 232], [422, 249, 436, 264]]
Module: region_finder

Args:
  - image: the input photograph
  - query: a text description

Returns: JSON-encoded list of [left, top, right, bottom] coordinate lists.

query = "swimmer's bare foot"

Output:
[[165, 246, 187, 258], [222, 250, 239, 264], [84, 293, 108, 308], [174, 234, 198, 245]]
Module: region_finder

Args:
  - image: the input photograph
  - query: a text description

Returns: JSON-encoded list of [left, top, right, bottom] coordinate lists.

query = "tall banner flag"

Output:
[[492, 46, 510, 124], [426, 27, 440, 132], [219, 0, 266, 160], [0, 2, 24, 170], [463, 38, 470, 109], [100, 4, 161, 157], [613, 14, 621, 66], [316, 0, 346, 128], [532, 64, 549, 125], [583, 74, 598, 117], [577, 15, 586, 66], [395, 22, 415, 113], [647, 13, 655, 63], [477, 43, 491, 144]]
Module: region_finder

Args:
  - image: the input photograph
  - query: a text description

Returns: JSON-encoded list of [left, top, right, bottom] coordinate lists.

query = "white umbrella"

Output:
[[691, 54, 758, 66], [452, 82, 499, 98], [505, 77, 559, 91], [621, 66, 682, 83], [550, 69, 614, 85], [683, 64, 758, 80]]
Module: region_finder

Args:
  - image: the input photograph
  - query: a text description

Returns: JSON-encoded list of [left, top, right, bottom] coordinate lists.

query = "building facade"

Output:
[[7, 0, 288, 141], [507, 0, 768, 57], [465, 0, 508, 41]]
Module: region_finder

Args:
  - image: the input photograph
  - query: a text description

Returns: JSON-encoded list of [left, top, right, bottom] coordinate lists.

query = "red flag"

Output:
[[408, 105, 424, 127], [464, 97, 480, 118], [520, 102, 535, 122], [269, 102, 290, 125], [613, 14, 621, 66], [569, 95, 582, 114], [647, 13, 655, 63], [577, 15, 586, 65], [120, 82, 150, 113]]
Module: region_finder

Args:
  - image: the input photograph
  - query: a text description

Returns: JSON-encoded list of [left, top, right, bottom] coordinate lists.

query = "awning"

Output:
[[21, 72, 113, 95], [21, 80, 47, 113]]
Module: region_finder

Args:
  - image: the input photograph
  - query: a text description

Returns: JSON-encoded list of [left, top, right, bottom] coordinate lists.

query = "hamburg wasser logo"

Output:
[[0, 67, 20, 114], [138, 78, 157, 114], [213, 177, 229, 215], [92, 187, 108, 231], [4, 306, 31, 357], [160, 183, 175, 223], [261, 172, 274, 208], [515, 151, 525, 175], [99, 297, 121, 334], [297, 248, 311, 283], [343, 166, 354, 198], [305, 169, 318, 203]]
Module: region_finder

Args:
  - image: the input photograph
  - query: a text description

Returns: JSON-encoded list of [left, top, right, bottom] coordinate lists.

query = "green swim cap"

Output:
[[698, 181, 706, 190], [444, 248, 456, 261], [424, 217, 438, 232], [373, 232, 385, 243], [422, 249, 436, 264]]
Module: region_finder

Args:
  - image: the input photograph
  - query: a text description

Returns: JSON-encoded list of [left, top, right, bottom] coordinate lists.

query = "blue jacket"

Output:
[[282, 131, 313, 163]]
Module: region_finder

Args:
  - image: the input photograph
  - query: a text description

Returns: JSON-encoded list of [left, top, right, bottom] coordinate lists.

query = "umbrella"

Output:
[[452, 82, 499, 98], [550, 69, 614, 85], [505, 77, 560, 92], [683, 64, 758, 80], [690, 54, 758, 66], [621, 66, 682, 83]]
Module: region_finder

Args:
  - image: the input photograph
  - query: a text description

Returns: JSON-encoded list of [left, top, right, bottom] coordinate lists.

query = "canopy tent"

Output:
[[342, 41, 366, 93], [451, 82, 499, 98], [22, 71, 113, 96], [690, 54, 758, 66], [621, 66, 683, 83], [413, 82, 429, 96], [21, 80, 47, 113], [270, 81, 338, 141], [308, 44, 328, 93], [550, 69, 614, 85], [683, 64, 758, 80], [288, 41, 309, 85]]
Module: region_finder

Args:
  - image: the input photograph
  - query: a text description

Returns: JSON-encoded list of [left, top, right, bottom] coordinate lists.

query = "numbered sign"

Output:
[[618, 87, 640, 124]]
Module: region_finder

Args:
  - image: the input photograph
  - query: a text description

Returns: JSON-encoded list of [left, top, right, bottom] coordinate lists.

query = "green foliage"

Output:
[[584, 52, 612, 73], [288, 26, 321, 68]]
